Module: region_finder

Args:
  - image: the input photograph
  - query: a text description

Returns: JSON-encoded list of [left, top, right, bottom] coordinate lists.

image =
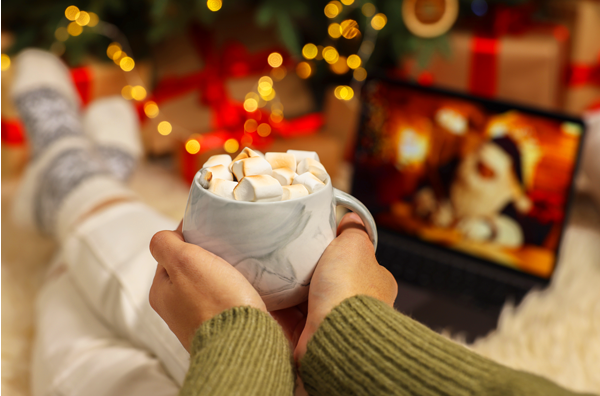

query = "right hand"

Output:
[[292, 212, 398, 362]]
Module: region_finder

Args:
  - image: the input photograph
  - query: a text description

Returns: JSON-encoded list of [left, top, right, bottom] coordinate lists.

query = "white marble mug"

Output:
[[182, 171, 378, 311]]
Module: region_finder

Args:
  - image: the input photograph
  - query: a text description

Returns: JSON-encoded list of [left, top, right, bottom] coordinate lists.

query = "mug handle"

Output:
[[333, 188, 378, 251]]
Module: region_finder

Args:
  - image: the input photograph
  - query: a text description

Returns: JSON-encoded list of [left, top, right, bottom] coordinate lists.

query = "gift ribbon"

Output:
[[568, 61, 600, 87], [469, 36, 500, 98], [1, 118, 26, 145]]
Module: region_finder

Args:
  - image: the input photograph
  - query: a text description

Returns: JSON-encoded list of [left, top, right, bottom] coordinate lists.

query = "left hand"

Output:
[[149, 221, 267, 352]]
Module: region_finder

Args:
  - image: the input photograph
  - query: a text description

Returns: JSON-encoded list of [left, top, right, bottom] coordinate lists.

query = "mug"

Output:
[[182, 171, 378, 311]]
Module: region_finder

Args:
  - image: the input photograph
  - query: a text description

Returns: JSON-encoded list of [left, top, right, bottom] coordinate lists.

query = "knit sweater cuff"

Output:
[[181, 307, 294, 396], [300, 295, 502, 396]]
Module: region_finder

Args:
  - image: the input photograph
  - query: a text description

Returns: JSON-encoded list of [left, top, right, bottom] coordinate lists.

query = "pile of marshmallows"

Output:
[[198, 147, 329, 202]]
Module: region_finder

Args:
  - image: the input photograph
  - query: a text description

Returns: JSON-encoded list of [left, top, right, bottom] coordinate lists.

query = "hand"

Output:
[[292, 213, 398, 362], [149, 222, 267, 352]]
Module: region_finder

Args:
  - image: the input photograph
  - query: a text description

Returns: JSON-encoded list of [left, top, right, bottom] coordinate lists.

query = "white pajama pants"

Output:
[[31, 201, 189, 396]]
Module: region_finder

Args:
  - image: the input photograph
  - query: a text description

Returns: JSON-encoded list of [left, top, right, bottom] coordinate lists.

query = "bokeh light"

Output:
[[257, 123, 272, 137], [328, 23, 342, 38], [76, 11, 90, 26], [224, 138, 239, 153], [371, 13, 387, 30], [353, 67, 367, 81], [120, 56, 135, 71], [271, 66, 287, 81], [55, 27, 69, 41], [144, 101, 159, 118], [65, 6, 80, 21], [244, 119, 258, 132], [324, 1, 342, 18], [244, 98, 258, 112], [322, 46, 339, 64], [185, 138, 201, 154], [50, 42, 66, 56], [131, 85, 147, 101], [296, 61, 312, 79], [347, 54, 361, 69], [302, 43, 318, 59], [330, 56, 349, 74], [334, 85, 354, 100], [121, 86, 133, 100], [361, 3, 376, 17], [240, 134, 253, 147], [107, 42, 121, 59], [341, 19, 360, 39], [157, 121, 172, 136], [88, 12, 99, 27], [270, 112, 284, 123], [268, 52, 283, 68], [341, 0, 354, 4], [67, 22, 83, 36], [1, 54, 10, 71], [207, 0, 222, 11]]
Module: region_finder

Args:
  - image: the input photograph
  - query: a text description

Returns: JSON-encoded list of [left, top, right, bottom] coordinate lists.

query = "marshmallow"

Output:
[[229, 147, 262, 171], [297, 158, 328, 182], [208, 179, 238, 200], [231, 156, 273, 181], [234, 175, 283, 202], [287, 149, 320, 165], [265, 152, 297, 172], [282, 184, 309, 201], [271, 167, 296, 186], [202, 154, 232, 169], [198, 165, 233, 189], [293, 172, 326, 193]]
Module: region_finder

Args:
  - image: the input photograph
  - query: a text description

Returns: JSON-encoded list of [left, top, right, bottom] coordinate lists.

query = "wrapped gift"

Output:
[[401, 27, 569, 111]]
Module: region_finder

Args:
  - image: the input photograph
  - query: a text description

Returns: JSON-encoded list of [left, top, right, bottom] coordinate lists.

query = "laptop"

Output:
[[351, 79, 586, 341]]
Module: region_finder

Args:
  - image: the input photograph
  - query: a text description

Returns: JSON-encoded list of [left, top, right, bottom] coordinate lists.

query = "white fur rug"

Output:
[[2, 160, 600, 396]]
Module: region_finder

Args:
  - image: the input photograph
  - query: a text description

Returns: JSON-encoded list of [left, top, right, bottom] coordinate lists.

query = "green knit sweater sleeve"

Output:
[[300, 295, 595, 396], [180, 306, 295, 396]]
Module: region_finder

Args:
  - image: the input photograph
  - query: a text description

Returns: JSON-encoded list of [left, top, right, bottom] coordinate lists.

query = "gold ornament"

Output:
[[402, 0, 458, 38]]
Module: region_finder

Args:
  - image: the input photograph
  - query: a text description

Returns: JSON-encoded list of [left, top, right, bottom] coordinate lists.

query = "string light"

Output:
[[67, 22, 83, 36], [88, 12, 99, 27], [244, 119, 258, 132], [322, 46, 339, 64], [131, 85, 147, 100], [260, 88, 276, 101], [334, 85, 354, 100], [347, 54, 361, 69], [257, 123, 272, 137], [330, 56, 349, 74], [296, 61, 312, 79], [244, 98, 258, 112], [271, 66, 287, 81], [270, 112, 284, 123], [185, 138, 201, 154], [371, 13, 387, 30], [107, 42, 121, 59], [119, 56, 135, 71], [1, 54, 10, 71], [267, 52, 283, 68], [341, 20, 360, 39], [224, 138, 239, 153], [302, 43, 318, 59], [76, 11, 91, 26], [362, 3, 376, 17], [157, 121, 172, 136], [328, 23, 342, 38], [353, 67, 367, 81], [121, 85, 133, 100], [144, 101, 159, 118], [341, 0, 354, 4], [207, 0, 222, 12], [55, 27, 69, 41], [324, 1, 342, 18], [65, 6, 80, 21]]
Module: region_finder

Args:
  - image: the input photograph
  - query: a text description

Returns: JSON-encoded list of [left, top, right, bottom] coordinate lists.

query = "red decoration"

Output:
[[70, 66, 93, 106], [568, 54, 600, 88], [1, 118, 26, 145], [469, 36, 500, 98]]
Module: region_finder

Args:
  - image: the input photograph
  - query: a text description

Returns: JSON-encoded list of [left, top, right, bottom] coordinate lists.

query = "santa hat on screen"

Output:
[[490, 136, 532, 213]]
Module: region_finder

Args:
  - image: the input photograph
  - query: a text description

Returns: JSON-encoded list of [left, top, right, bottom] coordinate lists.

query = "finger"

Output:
[[175, 220, 183, 235], [337, 212, 367, 236]]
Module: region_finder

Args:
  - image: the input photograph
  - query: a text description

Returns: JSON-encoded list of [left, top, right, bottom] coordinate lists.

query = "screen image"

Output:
[[353, 81, 584, 279]]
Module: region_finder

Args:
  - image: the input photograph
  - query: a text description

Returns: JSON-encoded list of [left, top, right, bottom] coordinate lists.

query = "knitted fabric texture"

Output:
[[181, 306, 294, 396]]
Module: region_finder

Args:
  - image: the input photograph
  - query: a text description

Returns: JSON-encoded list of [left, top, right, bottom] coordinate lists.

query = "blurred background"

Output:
[[2, 1, 600, 395]]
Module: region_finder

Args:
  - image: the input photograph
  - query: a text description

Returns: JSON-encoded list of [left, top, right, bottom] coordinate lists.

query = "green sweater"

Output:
[[180, 296, 594, 396]]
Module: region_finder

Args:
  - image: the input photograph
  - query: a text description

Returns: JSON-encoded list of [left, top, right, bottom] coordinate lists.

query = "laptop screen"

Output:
[[352, 79, 585, 279]]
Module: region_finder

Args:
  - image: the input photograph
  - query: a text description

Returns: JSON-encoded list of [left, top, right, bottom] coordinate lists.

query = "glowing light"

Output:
[[330, 56, 349, 74], [257, 123, 272, 137], [353, 67, 367, 81], [120, 57, 135, 72], [244, 119, 258, 132], [1, 54, 10, 71], [324, 1, 343, 18], [296, 62, 312, 79], [131, 85, 147, 101], [270, 112, 284, 123], [334, 85, 354, 100], [207, 0, 222, 11], [67, 22, 83, 36], [272, 103, 284, 113], [76, 11, 90, 26], [268, 52, 283, 68], [371, 13, 387, 30], [240, 134, 253, 147], [157, 121, 172, 136], [341, 0, 354, 4], [362, 3, 376, 17], [224, 138, 239, 153], [347, 54, 361, 69], [302, 43, 318, 59], [245, 92, 259, 101], [65, 6, 80, 21], [185, 139, 201, 154], [55, 27, 69, 41], [340, 19, 359, 39], [144, 101, 159, 118], [260, 88, 276, 101], [328, 23, 342, 38], [121, 85, 133, 100], [258, 76, 273, 96], [322, 46, 339, 64], [50, 42, 66, 56], [271, 66, 287, 81], [244, 98, 258, 112], [107, 43, 121, 59], [113, 51, 126, 65], [88, 12, 99, 27]]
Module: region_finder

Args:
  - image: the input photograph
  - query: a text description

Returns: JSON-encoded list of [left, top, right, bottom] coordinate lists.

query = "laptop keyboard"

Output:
[[376, 233, 533, 309]]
